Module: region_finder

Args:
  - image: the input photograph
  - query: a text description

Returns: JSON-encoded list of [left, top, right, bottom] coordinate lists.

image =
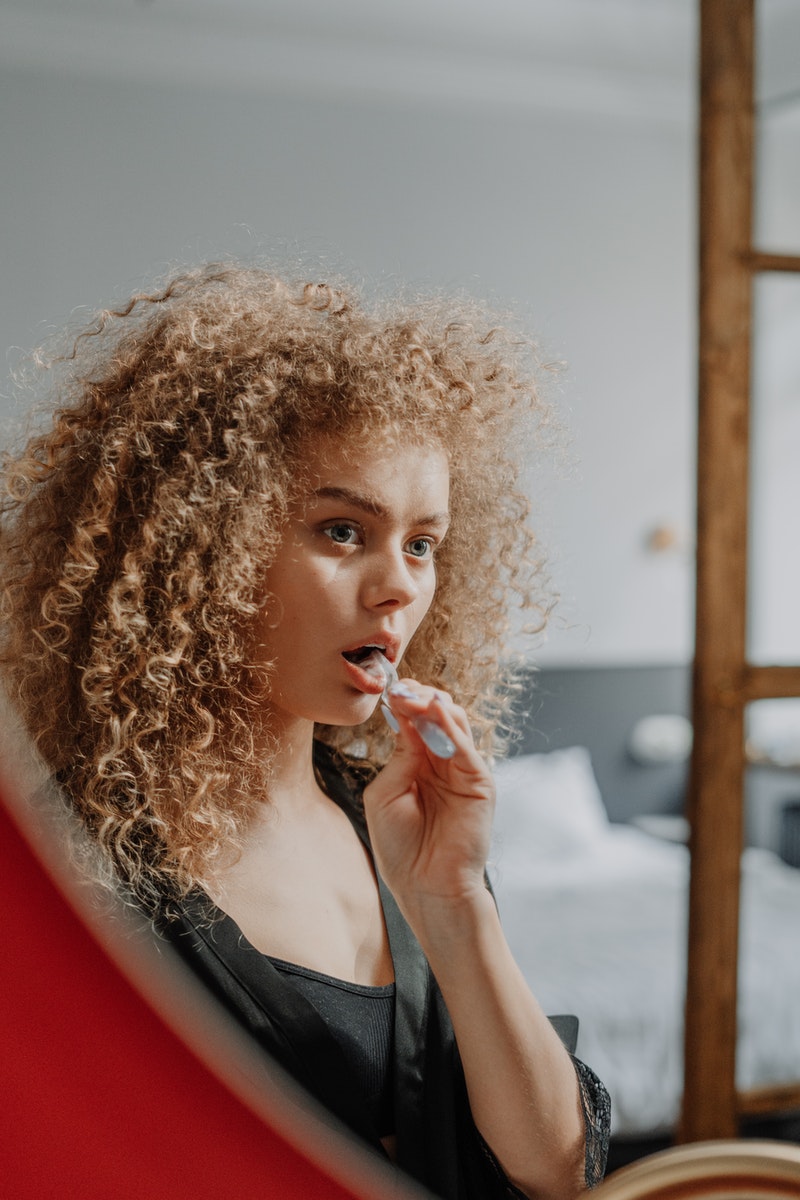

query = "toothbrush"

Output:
[[370, 650, 456, 759]]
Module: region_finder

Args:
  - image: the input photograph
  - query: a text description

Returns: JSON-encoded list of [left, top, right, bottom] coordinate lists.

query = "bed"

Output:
[[488, 736, 800, 1142], [491, 667, 800, 1152]]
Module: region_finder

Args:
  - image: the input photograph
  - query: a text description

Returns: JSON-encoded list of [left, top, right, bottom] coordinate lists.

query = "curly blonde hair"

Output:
[[0, 262, 552, 909]]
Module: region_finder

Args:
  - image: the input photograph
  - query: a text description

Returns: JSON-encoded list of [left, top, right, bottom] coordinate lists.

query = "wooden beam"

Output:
[[742, 664, 800, 701], [738, 1084, 800, 1118], [681, 0, 755, 1144], [744, 251, 800, 274]]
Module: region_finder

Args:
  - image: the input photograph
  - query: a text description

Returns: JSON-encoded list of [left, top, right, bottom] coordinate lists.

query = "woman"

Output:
[[0, 264, 609, 1199]]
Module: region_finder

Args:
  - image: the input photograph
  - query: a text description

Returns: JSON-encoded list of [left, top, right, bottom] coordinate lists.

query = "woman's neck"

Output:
[[247, 704, 333, 813], [262, 718, 322, 818]]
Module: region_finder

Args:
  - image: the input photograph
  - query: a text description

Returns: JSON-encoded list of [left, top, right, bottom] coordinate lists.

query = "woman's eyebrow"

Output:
[[311, 486, 450, 528], [312, 486, 387, 516]]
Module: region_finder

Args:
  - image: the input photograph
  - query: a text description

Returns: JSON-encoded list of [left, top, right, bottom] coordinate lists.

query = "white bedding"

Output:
[[489, 748, 800, 1137]]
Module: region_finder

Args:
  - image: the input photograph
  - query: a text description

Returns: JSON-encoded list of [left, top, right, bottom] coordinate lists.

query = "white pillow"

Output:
[[491, 747, 608, 872]]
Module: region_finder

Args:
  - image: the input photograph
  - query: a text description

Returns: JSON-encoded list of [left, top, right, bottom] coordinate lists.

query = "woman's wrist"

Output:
[[402, 879, 500, 966]]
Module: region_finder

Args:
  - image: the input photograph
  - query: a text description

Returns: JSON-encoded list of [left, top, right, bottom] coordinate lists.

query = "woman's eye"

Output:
[[406, 537, 434, 559], [323, 522, 361, 545]]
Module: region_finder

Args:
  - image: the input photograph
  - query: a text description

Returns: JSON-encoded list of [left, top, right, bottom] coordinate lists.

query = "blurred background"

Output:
[[0, 0, 798, 667]]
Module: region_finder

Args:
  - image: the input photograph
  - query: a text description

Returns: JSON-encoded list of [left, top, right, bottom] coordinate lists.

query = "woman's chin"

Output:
[[319, 696, 380, 729]]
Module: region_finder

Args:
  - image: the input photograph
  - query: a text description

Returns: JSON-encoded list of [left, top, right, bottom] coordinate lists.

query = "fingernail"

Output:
[[388, 681, 417, 700], [381, 703, 400, 733], [416, 719, 457, 759]]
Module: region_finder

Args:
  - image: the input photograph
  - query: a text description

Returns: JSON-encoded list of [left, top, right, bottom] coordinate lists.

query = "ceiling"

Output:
[[0, 0, 798, 121]]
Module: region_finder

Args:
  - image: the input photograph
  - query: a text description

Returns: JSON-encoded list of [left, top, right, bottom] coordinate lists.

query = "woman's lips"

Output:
[[341, 653, 386, 695]]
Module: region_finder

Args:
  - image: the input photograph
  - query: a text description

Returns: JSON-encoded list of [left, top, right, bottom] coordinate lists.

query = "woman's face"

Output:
[[259, 434, 450, 731]]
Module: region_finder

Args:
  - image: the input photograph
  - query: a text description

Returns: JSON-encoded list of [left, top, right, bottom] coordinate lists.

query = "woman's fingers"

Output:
[[385, 682, 470, 761], [387, 681, 466, 731]]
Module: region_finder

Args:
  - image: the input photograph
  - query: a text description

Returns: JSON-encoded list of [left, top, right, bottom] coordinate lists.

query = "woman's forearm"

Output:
[[409, 886, 586, 1200]]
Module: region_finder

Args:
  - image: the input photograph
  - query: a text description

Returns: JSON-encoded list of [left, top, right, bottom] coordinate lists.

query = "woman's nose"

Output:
[[361, 548, 419, 610]]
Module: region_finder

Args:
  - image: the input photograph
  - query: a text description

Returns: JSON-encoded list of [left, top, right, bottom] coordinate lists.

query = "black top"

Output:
[[267, 955, 396, 1137], [154, 743, 610, 1199]]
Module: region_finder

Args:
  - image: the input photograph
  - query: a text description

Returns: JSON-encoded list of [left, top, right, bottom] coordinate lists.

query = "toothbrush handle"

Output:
[[414, 718, 457, 760], [381, 703, 456, 758]]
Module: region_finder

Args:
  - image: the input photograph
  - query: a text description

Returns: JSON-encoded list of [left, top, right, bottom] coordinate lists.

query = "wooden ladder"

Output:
[[681, 0, 800, 1142]]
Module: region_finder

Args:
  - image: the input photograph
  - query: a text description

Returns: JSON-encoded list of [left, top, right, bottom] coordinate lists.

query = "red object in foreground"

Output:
[[0, 773, 376, 1200]]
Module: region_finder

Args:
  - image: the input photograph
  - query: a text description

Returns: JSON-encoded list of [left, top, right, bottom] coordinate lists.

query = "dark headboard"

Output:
[[508, 664, 692, 824]]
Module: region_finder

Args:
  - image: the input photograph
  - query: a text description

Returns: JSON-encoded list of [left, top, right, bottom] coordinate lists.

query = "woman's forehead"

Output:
[[295, 433, 450, 514], [302, 428, 447, 473]]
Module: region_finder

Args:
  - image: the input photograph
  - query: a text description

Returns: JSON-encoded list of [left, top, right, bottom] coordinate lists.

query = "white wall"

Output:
[[749, 106, 800, 666], [0, 19, 699, 666]]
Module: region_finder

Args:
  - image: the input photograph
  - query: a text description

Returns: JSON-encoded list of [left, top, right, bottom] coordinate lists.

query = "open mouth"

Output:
[[342, 644, 387, 667]]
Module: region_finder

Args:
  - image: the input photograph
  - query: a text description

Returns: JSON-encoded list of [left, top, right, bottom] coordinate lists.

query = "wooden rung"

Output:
[[745, 251, 800, 273], [737, 1082, 800, 1117], [742, 664, 800, 701]]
